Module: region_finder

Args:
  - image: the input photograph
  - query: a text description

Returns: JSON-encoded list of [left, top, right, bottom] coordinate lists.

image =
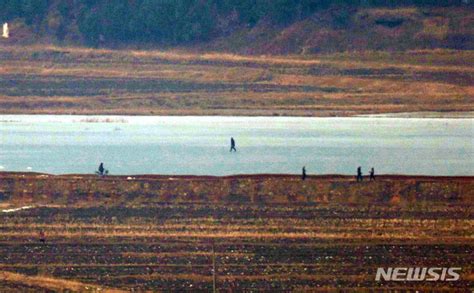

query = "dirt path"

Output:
[[0, 270, 126, 292]]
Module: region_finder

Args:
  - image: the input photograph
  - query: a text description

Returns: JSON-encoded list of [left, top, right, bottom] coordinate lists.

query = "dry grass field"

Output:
[[0, 203, 472, 291], [0, 45, 472, 116], [0, 174, 472, 291]]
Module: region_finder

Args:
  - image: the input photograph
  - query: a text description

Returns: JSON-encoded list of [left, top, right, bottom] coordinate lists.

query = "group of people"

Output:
[[230, 138, 376, 182], [357, 166, 376, 182], [302, 166, 375, 181], [95, 137, 376, 182]]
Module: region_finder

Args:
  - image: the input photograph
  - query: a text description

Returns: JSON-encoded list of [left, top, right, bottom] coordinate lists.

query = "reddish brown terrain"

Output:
[[0, 173, 472, 291], [0, 45, 472, 117]]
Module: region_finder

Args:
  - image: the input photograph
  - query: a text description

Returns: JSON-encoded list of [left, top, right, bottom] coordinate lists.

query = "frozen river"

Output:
[[0, 115, 472, 176]]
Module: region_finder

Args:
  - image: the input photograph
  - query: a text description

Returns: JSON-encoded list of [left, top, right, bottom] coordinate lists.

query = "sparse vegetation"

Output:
[[0, 45, 472, 116], [0, 1, 472, 53], [0, 202, 472, 291], [0, 174, 472, 290]]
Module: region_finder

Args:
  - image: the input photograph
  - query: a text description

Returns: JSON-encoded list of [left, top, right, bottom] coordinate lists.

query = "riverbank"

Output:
[[1, 172, 472, 207], [358, 111, 474, 118], [1, 202, 472, 291], [1, 46, 472, 117], [1, 172, 472, 291]]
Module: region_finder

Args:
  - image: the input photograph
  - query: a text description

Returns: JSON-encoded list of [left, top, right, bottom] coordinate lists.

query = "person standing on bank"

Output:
[[369, 167, 375, 181], [357, 166, 363, 182], [98, 163, 105, 175], [230, 137, 237, 152], [302, 166, 307, 181]]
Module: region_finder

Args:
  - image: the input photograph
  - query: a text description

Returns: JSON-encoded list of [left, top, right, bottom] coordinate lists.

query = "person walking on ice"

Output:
[[230, 137, 237, 152]]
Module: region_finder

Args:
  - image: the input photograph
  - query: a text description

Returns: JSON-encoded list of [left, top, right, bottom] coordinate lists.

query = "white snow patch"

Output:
[[2, 205, 35, 213]]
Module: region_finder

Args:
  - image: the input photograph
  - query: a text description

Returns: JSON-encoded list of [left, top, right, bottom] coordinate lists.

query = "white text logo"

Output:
[[375, 267, 461, 281]]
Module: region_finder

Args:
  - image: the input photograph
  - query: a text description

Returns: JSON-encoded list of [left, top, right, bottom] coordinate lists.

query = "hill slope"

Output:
[[1, 3, 473, 53], [208, 6, 474, 54]]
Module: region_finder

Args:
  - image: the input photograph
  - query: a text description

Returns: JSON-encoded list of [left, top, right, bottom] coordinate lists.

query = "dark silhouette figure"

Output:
[[357, 166, 363, 182], [230, 137, 237, 152], [302, 166, 307, 181], [39, 230, 46, 244], [98, 163, 105, 175], [369, 167, 375, 181]]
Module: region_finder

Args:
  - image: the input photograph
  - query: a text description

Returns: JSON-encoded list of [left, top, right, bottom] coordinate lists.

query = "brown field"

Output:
[[0, 173, 472, 291], [0, 45, 473, 116]]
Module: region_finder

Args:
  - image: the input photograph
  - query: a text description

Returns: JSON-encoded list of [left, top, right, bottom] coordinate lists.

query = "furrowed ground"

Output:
[[0, 45, 473, 116], [0, 203, 472, 291]]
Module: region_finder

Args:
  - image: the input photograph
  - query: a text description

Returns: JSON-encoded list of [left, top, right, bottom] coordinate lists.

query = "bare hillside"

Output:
[[208, 7, 474, 54]]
